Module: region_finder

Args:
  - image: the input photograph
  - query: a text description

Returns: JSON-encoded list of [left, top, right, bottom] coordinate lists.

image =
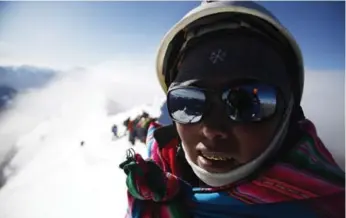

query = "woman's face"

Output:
[[170, 34, 288, 174], [173, 75, 282, 174]]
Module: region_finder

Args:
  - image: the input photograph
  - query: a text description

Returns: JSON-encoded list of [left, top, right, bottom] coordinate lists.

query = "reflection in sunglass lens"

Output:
[[167, 88, 206, 124], [224, 85, 277, 122], [168, 84, 277, 124]]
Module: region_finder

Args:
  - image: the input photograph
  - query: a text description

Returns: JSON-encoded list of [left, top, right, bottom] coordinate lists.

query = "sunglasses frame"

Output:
[[167, 82, 283, 125]]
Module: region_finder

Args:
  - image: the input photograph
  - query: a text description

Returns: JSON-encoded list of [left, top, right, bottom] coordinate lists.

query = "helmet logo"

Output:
[[209, 49, 227, 64]]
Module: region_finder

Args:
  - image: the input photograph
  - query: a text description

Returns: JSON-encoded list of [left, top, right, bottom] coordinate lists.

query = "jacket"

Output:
[[120, 119, 345, 218]]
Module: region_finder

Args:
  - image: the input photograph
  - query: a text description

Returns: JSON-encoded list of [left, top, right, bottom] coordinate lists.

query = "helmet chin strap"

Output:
[[182, 97, 294, 187]]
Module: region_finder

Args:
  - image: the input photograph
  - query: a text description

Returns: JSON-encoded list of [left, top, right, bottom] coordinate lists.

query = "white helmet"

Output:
[[156, 0, 304, 105]]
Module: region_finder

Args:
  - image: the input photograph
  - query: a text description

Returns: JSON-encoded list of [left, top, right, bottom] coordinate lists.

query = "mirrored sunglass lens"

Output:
[[168, 88, 206, 123], [224, 85, 277, 121]]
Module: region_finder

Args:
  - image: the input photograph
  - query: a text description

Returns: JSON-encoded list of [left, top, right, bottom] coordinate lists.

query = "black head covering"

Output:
[[172, 30, 291, 104]]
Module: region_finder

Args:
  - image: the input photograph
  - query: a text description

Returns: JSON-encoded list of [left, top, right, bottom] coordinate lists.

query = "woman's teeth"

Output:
[[201, 154, 232, 161]]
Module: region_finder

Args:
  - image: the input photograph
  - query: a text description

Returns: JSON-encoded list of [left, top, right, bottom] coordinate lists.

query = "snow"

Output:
[[0, 66, 157, 218], [0, 114, 148, 218]]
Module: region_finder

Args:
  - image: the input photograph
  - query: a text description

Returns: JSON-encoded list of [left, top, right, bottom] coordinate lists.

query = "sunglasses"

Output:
[[167, 83, 279, 124]]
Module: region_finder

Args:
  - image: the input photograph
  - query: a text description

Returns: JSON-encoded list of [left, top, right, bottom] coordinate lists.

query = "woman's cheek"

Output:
[[176, 123, 202, 159], [232, 124, 276, 162], [176, 123, 202, 143]]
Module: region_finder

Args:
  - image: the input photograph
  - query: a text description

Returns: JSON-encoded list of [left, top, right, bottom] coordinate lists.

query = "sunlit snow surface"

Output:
[[0, 75, 154, 218], [0, 112, 148, 218], [0, 65, 163, 218]]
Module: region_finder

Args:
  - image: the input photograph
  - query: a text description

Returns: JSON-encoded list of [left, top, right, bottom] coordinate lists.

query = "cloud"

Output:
[[0, 41, 10, 52], [0, 56, 164, 171], [88, 56, 165, 108], [301, 70, 345, 169]]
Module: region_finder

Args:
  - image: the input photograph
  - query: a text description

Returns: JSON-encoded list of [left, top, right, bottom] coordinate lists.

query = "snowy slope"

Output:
[[0, 66, 160, 218], [0, 110, 149, 218]]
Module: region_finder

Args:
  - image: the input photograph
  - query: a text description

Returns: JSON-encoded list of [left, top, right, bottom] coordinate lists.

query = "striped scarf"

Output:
[[120, 119, 345, 218]]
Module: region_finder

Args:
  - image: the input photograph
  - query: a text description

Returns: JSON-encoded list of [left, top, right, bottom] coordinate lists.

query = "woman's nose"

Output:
[[201, 95, 230, 140], [201, 124, 228, 140]]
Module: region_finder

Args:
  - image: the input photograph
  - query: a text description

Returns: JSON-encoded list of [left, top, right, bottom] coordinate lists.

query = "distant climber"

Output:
[[123, 113, 157, 145], [111, 124, 118, 140]]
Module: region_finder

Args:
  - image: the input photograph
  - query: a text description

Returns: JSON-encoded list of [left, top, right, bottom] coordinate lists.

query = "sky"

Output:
[[0, 1, 344, 71]]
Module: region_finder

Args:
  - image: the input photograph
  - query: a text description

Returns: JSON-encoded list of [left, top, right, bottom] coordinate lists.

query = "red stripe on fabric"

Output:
[[161, 139, 179, 175], [263, 165, 343, 195], [133, 174, 152, 200], [159, 205, 173, 218], [228, 188, 260, 204], [314, 137, 337, 165], [301, 120, 336, 164], [296, 144, 319, 163], [147, 123, 166, 169], [162, 173, 180, 201], [236, 181, 294, 203], [253, 177, 317, 199], [150, 141, 166, 169], [126, 192, 135, 218]]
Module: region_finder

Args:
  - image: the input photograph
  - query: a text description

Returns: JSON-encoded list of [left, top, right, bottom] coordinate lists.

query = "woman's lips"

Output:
[[197, 151, 239, 173], [200, 151, 233, 160], [195, 142, 240, 173]]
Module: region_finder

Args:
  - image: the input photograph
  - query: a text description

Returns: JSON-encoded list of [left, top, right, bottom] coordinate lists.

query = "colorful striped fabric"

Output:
[[120, 119, 345, 218]]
